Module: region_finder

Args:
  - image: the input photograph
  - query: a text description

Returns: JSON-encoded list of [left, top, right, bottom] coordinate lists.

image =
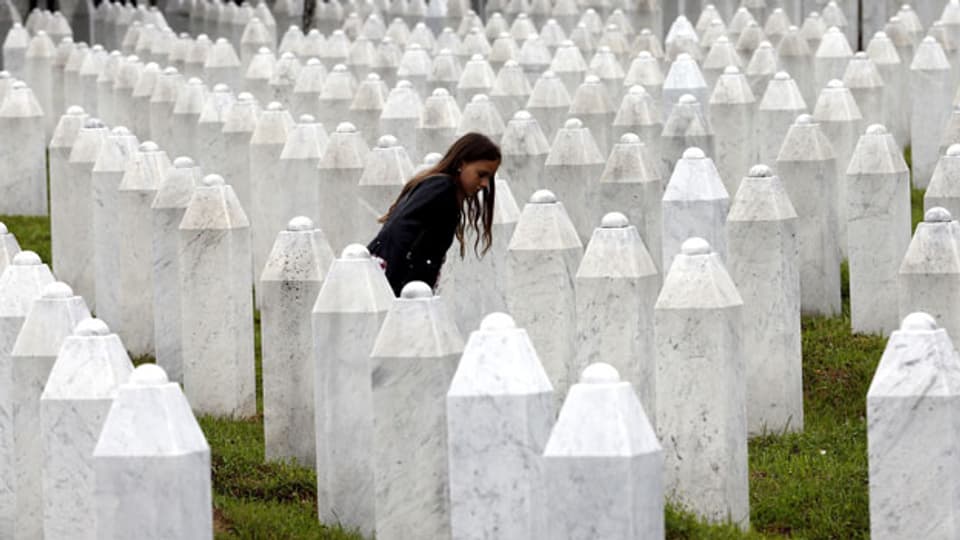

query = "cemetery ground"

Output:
[[0, 178, 927, 539]]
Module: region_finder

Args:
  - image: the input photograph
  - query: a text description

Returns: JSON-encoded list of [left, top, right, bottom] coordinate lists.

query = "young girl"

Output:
[[368, 133, 501, 296]]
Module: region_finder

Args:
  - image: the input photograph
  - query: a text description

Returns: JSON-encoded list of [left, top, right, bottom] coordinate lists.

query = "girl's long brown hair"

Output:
[[379, 133, 501, 258]]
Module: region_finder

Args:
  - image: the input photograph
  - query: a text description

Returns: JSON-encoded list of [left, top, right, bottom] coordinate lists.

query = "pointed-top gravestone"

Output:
[[220, 91, 259, 214], [250, 101, 295, 282], [93, 363, 212, 540], [814, 26, 853, 93], [317, 122, 370, 251], [23, 30, 54, 135], [777, 24, 815, 106], [758, 71, 807, 167], [2, 23, 28, 78], [179, 175, 255, 417], [0, 80, 45, 216], [418, 87, 461, 161], [543, 117, 606, 242], [171, 77, 207, 163], [661, 94, 714, 172], [371, 281, 463, 540], [151, 156, 200, 384], [926, 144, 960, 218], [543, 362, 664, 539], [575, 212, 659, 416], [703, 36, 741, 90], [291, 57, 326, 119], [612, 85, 662, 157], [49, 106, 88, 285], [662, 52, 708, 120], [867, 313, 960, 540], [549, 39, 587, 96], [661, 147, 730, 267], [898, 207, 960, 343], [665, 15, 700, 61], [912, 36, 952, 188], [428, 48, 463, 98], [710, 66, 757, 196], [379, 79, 422, 161], [655, 237, 748, 527], [568, 74, 615, 156], [313, 243, 394, 538], [244, 46, 276, 106], [41, 318, 134, 540], [11, 282, 90, 540], [623, 50, 664, 103], [350, 72, 390, 147], [744, 40, 778, 102], [268, 51, 302, 108], [131, 61, 161, 138], [727, 164, 802, 434], [499, 109, 550, 205], [866, 31, 906, 149], [447, 312, 554, 540], [524, 70, 570, 144], [800, 11, 827, 56], [777, 114, 841, 316], [357, 134, 414, 242], [847, 125, 912, 335], [457, 52, 496, 105], [506, 189, 583, 399], [196, 83, 235, 172], [735, 21, 766, 69], [843, 51, 885, 130], [317, 64, 357, 133], [148, 67, 183, 152]]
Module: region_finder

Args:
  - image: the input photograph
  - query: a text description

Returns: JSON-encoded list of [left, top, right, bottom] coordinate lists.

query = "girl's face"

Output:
[[459, 159, 500, 197]]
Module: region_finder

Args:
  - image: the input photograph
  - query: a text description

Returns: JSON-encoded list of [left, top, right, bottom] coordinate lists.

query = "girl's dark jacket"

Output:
[[368, 174, 460, 296]]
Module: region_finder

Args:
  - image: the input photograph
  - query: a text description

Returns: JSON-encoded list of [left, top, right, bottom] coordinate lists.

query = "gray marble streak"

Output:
[[867, 314, 960, 540], [260, 218, 333, 468], [179, 177, 256, 417], [846, 125, 911, 336], [371, 284, 463, 540], [447, 312, 554, 540], [92, 364, 212, 540], [506, 191, 583, 400], [313, 245, 394, 537], [727, 167, 803, 435], [655, 239, 748, 527], [575, 215, 659, 420], [0, 82, 47, 216], [40, 319, 133, 540], [11, 283, 90, 540], [542, 363, 664, 540]]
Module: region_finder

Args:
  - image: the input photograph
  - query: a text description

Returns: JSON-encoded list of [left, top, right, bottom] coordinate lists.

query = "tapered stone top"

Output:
[[198, 83, 235, 124], [730, 8, 757, 37], [93, 363, 209, 457], [500, 110, 551, 155], [0, 81, 42, 117], [813, 80, 862, 122], [759, 71, 807, 111], [359, 134, 414, 185], [614, 86, 660, 126], [846, 124, 908, 176], [251, 101, 295, 144], [550, 40, 587, 73], [727, 165, 798, 221], [113, 55, 144, 92], [928, 145, 960, 200], [270, 53, 302, 87], [382, 80, 422, 120], [320, 65, 358, 100], [800, 12, 827, 44], [11, 281, 91, 357], [656, 237, 743, 307], [318, 122, 369, 169], [704, 36, 741, 72], [312, 244, 395, 313], [50, 106, 88, 149], [41, 318, 133, 400], [120, 142, 171, 191], [778, 25, 811, 57], [150, 67, 183, 105], [899, 208, 960, 275], [777, 114, 835, 161], [570, 74, 613, 114], [526, 71, 570, 108], [710, 66, 755, 104], [576, 213, 657, 279], [624, 51, 664, 89], [448, 312, 553, 396], [293, 58, 327, 95], [223, 92, 260, 133], [25, 30, 55, 58], [132, 62, 162, 100], [179, 175, 250, 230], [173, 77, 207, 115], [867, 313, 960, 397], [911, 36, 951, 71], [843, 52, 884, 89], [459, 53, 497, 89], [260, 217, 335, 282], [68, 118, 109, 164], [371, 280, 463, 356], [543, 362, 660, 456], [600, 133, 661, 184], [246, 47, 277, 81], [152, 156, 201, 209], [815, 26, 853, 58], [351, 73, 389, 111], [545, 118, 604, 165], [508, 189, 582, 250], [93, 127, 140, 173], [3, 23, 28, 49], [866, 32, 901, 66], [664, 148, 728, 202], [663, 53, 707, 91], [0, 251, 54, 318]]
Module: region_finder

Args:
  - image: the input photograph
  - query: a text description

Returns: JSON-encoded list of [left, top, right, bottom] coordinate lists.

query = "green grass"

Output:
[[0, 154, 928, 538]]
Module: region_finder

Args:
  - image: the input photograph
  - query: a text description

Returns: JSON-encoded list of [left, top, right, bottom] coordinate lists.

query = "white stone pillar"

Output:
[[866, 32, 906, 149], [170, 77, 207, 166], [357, 134, 414, 243], [661, 94, 714, 172], [898, 207, 960, 343], [813, 26, 852, 94], [661, 147, 729, 268], [543, 362, 664, 538], [317, 122, 370, 251], [847, 124, 912, 335], [543, 117, 606, 243], [506, 189, 583, 399], [268, 52, 302, 109], [447, 312, 554, 540], [220, 91, 259, 215], [727, 164, 802, 434], [417, 87, 460, 161], [655, 237, 748, 528], [911, 36, 953, 189], [179, 174, 256, 417], [2, 23, 28, 79], [148, 67, 183, 152], [569, 74, 615, 156], [371, 281, 463, 540], [111, 54, 142, 133], [623, 51, 664, 105], [926, 144, 960, 218], [131, 61, 160, 140], [380, 80, 422, 159], [0, 81, 45, 215], [260, 216, 334, 468], [40, 318, 133, 540], [250, 101, 295, 281], [709, 65, 756, 195], [49, 105, 88, 282], [291, 57, 326, 120], [23, 31, 54, 135], [867, 313, 960, 540], [204, 37, 241, 90], [662, 52, 708, 120], [489, 60, 531, 124], [499, 110, 551, 206], [11, 282, 90, 540], [195, 82, 235, 172], [843, 52, 886, 132], [777, 25, 815, 108], [349, 73, 389, 148], [757, 71, 807, 168], [777, 114, 841, 316], [93, 364, 212, 540], [612, 85, 662, 158]]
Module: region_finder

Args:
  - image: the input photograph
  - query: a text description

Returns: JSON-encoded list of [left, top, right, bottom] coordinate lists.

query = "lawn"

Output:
[[0, 180, 923, 539]]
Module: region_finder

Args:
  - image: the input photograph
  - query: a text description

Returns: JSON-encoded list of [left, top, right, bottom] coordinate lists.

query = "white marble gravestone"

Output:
[[195, 82, 235, 172], [506, 189, 583, 399], [49, 105, 88, 281], [131, 61, 160, 139], [709, 65, 756, 196], [313, 244, 394, 537], [170, 77, 207, 162], [866, 31, 905, 148], [926, 144, 960, 219], [661, 147, 729, 268], [867, 313, 960, 540], [0, 251, 52, 540], [526, 70, 571, 144], [40, 318, 133, 540], [575, 212, 659, 417], [260, 217, 334, 468], [93, 363, 212, 540], [843, 52, 885, 131], [350, 72, 390, 147], [447, 312, 554, 540], [911, 36, 952, 189], [151, 156, 201, 384], [846, 125, 911, 336], [317, 121, 370, 251], [0, 223, 18, 273], [2, 23, 28, 78], [813, 26, 852, 95], [727, 165, 802, 435], [23, 31, 54, 134], [757, 71, 807, 168], [777, 25, 815, 106], [250, 101, 296, 282], [898, 208, 960, 344], [357, 134, 414, 242], [0, 80, 46, 215], [655, 237, 748, 527], [498, 110, 550, 206], [662, 52, 708, 119], [660, 94, 713, 172], [543, 362, 664, 540], [543, 117, 606, 243], [11, 282, 90, 540], [220, 91, 259, 214], [568, 74, 615, 156], [611, 85, 662, 158], [148, 67, 183, 152], [179, 175, 256, 417], [371, 281, 463, 540]]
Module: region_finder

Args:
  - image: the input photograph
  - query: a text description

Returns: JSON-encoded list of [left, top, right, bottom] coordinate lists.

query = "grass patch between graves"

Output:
[[0, 180, 929, 539]]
